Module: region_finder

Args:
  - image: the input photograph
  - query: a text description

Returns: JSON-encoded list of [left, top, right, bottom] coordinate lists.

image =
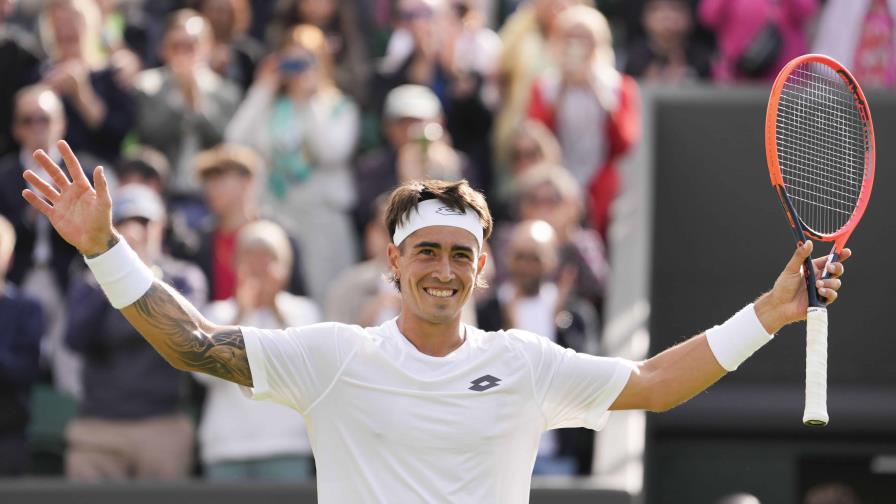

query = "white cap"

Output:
[[383, 84, 442, 121]]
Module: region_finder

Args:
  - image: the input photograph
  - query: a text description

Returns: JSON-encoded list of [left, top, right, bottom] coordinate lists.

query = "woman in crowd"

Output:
[[527, 5, 640, 241], [226, 24, 359, 304], [266, 0, 370, 105]]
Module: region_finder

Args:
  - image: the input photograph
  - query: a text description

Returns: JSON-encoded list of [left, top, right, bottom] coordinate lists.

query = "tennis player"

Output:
[[23, 141, 848, 503]]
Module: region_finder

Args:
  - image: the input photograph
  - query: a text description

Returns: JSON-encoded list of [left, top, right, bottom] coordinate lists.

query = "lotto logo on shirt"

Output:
[[468, 374, 502, 392]]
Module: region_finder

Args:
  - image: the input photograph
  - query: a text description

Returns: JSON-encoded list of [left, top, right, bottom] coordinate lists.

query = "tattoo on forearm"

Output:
[[128, 283, 253, 387]]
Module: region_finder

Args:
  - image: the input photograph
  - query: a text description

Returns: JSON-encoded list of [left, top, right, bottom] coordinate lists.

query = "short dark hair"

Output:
[[385, 179, 493, 247]]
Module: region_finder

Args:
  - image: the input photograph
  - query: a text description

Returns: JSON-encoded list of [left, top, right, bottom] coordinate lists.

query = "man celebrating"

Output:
[[22, 141, 847, 503]]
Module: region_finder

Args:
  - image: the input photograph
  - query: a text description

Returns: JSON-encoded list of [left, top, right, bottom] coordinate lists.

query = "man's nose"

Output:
[[432, 254, 454, 282]]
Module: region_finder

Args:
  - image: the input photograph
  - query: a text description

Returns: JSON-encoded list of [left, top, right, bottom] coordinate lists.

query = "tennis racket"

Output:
[[765, 54, 875, 426]]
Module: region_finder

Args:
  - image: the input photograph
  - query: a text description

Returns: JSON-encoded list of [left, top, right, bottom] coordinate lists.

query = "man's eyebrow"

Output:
[[411, 242, 475, 254]]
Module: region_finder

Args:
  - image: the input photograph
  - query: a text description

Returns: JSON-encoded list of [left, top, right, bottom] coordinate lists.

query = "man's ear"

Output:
[[477, 251, 488, 276], [387, 243, 401, 278]]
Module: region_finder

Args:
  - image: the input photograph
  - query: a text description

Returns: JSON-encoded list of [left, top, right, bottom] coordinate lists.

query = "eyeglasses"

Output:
[[16, 114, 51, 127], [279, 56, 315, 74]]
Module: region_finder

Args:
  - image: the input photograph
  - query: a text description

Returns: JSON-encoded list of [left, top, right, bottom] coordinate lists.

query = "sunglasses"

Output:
[[16, 114, 51, 127], [279, 56, 315, 75]]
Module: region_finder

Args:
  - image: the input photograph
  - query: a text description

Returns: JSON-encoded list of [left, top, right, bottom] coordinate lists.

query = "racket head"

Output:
[[765, 54, 875, 251]]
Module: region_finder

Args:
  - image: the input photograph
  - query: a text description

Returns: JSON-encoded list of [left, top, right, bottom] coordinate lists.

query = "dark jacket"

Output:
[[0, 153, 83, 293], [65, 255, 206, 419], [0, 283, 44, 435]]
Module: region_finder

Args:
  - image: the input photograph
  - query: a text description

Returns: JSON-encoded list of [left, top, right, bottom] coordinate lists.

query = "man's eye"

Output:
[[419, 249, 435, 256]]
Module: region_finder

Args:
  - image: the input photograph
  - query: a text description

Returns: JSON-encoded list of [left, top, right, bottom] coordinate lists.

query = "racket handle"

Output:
[[803, 307, 829, 426]]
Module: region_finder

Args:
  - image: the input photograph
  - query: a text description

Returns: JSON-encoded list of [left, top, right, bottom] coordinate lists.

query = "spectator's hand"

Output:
[[254, 55, 281, 89], [43, 60, 91, 97], [109, 48, 142, 90], [21, 140, 117, 257], [210, 44, 231, 75], [169, 56, 200, 109]]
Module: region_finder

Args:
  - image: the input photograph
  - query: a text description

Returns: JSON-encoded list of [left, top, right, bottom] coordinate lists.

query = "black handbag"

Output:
[[736, 22, 783, 76]]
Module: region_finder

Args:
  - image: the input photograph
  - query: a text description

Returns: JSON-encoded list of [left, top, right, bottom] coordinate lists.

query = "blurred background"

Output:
[[0, 0, 894, 503]]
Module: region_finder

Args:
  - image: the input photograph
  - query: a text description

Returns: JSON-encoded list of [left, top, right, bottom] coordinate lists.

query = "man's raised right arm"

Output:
[[122, 281, 252, 387], [21, 141, 253, 387]]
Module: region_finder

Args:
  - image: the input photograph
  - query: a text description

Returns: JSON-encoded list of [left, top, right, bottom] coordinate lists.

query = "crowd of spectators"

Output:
[[0, 0, 893, 483]]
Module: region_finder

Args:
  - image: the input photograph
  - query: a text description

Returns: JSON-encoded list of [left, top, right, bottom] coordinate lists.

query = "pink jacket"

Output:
[[699, 0, 818, 81]]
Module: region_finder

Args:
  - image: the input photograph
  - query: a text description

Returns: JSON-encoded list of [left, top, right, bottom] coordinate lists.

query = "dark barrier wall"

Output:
[[646, 87, 896, 504]]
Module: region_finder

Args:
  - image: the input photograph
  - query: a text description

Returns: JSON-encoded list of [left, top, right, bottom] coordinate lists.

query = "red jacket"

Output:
[[527, 74, 640, 240]]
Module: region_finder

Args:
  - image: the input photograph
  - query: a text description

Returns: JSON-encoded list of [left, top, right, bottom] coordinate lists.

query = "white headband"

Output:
[[392, 198, 484, 249]]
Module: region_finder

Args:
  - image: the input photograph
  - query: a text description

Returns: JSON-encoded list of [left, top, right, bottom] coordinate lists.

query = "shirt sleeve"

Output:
[[512, 330, 635, 431], [241, 322, 360, 413]]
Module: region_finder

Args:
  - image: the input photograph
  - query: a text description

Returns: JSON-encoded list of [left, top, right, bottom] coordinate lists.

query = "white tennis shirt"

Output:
[[242, 318, 633, 503]]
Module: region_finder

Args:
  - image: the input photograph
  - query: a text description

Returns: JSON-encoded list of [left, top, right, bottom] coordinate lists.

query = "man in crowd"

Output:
[[0, 85, 81, 397], [63, 183, 206, 481], [0, 214, 44, 476]]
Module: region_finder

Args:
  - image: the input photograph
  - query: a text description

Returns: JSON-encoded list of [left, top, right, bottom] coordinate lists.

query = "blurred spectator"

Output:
[[495, 164, 608, 314], [375, 0, 497, 186], [115, 145, 171, 194], [197, 220, 318, 481], [812, 0, 896, 89], [38, 0, 136, 165], [0, 0, 41, 157], [267, 0, 371, 105], [624, 0, 712, 83], [493, 119, 561, 217], [353, 84, 476, 235], [493, 0, 577, 175], [698, 0, 818, 82], [476, 219, 598, 475], [64, 184, 205, 481], [169, 144, 307, 302], [226, 24, 357, 304], [0, 86, 84, 398], [0, 214, 45, 476], [326, 194, 399, 326], [94, 0, 152, 68], [197, 0, 265, 92], [528, 5, 640, 241], [804, 483, 862, 504], [134, 9, 241, 198]]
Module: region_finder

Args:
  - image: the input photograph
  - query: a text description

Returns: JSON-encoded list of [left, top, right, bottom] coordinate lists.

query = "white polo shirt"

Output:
[[242, 319, 633, 503]]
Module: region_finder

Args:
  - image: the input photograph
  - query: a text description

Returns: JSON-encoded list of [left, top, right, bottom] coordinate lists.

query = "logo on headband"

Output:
[[435, 206, 465, 216]]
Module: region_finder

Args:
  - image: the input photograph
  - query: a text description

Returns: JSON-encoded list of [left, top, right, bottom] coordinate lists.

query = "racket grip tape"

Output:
[[803, 307, 829, 426]]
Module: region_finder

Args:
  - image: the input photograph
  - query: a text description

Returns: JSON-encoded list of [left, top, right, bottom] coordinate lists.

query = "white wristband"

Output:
[[83, 239, 155, 309], [705, 303, 774, 371]]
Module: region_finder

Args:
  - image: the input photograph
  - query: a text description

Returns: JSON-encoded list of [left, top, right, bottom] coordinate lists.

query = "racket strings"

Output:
[[775, 62, 868, 235]]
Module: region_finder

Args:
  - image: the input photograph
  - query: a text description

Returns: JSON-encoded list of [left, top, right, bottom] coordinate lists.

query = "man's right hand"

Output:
[[21, 140, 118, 257]]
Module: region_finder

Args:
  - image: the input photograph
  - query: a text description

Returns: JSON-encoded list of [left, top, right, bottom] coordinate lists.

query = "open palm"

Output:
[[21, 140, 116, 257]]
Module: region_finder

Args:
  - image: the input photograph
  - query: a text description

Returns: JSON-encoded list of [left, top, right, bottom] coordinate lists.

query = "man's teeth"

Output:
[[425, 288, 454, 297]]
